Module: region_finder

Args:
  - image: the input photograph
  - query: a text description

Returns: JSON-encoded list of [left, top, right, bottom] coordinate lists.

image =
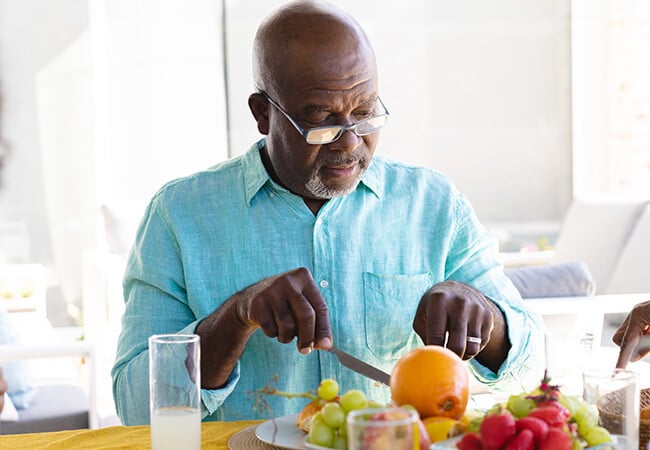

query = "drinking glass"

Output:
[[149, 334, 201, 450], [583, 368, 639, 450], [347, 407, 418, 450], [545, 331, 594, 395]]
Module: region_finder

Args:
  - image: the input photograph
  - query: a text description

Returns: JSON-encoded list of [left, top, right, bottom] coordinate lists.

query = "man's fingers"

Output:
[[446, 329, 469, 360], [631, 334, 650, 362], [302, 280, 332, 350], [616, 334, 640, 369], [287, 293, 317, 353]]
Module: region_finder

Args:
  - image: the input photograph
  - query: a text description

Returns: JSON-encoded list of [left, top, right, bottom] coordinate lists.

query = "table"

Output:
[[0, 420, 262, 449]]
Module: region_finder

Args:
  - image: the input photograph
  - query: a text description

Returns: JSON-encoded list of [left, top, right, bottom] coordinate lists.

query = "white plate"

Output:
[[255, 414, 310, 449], [255, 415, 462, 450]]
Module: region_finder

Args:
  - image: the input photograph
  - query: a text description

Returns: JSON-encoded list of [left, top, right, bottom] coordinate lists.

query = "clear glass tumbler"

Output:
[[149, 334, 201, 450], [346, 407, 418, 450]]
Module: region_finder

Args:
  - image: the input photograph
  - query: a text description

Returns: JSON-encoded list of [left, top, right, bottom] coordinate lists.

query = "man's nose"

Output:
[[329, 127, 362, 152]]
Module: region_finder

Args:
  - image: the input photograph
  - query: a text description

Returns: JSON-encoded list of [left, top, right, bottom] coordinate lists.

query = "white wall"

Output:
[[0, 0, 228, 316], [0, 0, 572, 318], [226, 0, 573, 224]]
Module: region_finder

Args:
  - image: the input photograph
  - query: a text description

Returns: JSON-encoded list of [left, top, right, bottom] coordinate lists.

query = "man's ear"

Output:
[[248, 93, 269, 135]]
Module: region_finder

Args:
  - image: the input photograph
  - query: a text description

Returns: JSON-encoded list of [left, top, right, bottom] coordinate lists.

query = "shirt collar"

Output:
[[242, 138, 383, 205], [242, 140, 272, 206]]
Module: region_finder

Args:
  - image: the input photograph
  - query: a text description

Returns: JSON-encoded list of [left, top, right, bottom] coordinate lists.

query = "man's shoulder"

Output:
[[370, 155, 457, 191], [152, 154, 247, 202]]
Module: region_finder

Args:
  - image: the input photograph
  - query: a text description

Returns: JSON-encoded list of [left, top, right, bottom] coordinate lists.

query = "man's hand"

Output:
[[413, 280, 510, 372], [614, 300, 650, 369], [196, 267, 332, 389], [235, 267, 332, 353]]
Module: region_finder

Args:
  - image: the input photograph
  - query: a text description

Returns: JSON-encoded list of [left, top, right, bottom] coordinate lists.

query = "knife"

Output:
[[327, 346, 391, 386]]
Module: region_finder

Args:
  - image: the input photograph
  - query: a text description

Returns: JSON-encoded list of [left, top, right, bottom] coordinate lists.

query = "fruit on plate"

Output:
[[479, 408, 516, 449], [390, 345, 470, 420], [465, 371, 613, 450], [303, 380, 373, 448], [421, 415, 460, 443]]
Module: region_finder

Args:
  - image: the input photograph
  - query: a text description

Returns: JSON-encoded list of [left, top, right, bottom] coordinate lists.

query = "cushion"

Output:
[[505, 260, 596, 299], [0, 309, 37, 409], [0, 384, 89, 434]]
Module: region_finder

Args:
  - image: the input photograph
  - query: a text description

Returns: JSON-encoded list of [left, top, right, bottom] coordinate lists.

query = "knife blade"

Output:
[[327, 346, 391, 386]]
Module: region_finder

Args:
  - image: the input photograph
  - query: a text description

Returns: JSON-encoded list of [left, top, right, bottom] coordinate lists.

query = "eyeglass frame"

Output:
[[258, 90, 390, 145]]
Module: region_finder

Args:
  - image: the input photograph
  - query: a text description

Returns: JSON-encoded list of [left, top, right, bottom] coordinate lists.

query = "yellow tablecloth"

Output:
[[0, 420, 262, 449]]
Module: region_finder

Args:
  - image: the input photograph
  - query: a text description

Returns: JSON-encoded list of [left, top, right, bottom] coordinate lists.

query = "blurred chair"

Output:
[[551, 196, 650, 294], [1, 264, 97, 434], [0, 341, 96, 434]]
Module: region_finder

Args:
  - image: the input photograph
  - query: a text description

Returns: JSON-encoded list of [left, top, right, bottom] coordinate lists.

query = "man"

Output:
[[112, 0, 544, 425]]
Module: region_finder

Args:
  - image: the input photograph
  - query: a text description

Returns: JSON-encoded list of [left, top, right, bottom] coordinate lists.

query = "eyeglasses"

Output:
[[259, 91, 389, 145]]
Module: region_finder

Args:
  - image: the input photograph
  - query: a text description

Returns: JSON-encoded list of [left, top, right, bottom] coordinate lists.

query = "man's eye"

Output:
[[353, 110, 373, 119], [304, 113, 331, 125]]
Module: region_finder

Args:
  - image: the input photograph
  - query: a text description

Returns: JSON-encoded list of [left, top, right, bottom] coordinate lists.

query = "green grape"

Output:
[[574, 402, 599, 432], [466, 416, 484, 433], [582, 425, 612, 447], [339, 389, 368, 412], [486, 402, 505, 415], [331, 434, 346, 450], [318, 378, 340, 401], [308, 417, 335, 448], [367, 399, 384, 409], [558, 393, 579, 416], [321, 402, 345, 429], [506, 394, 536, 418], [338, 421, 348, 439], [571, 436, 583, 450]]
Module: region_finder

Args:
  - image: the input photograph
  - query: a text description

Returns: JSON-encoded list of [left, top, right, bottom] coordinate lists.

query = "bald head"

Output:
[[252, 1, 376, 96]]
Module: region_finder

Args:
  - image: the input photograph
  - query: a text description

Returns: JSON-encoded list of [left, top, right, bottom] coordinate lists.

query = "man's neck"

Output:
[[259, 143, 326, 215]]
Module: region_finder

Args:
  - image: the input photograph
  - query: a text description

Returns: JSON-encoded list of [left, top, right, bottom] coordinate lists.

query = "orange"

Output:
[[421, 416, 459, 442], [390, 345, 469, 420]]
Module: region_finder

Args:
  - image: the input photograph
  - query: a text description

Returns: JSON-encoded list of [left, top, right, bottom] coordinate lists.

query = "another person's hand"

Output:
[[0, 367, 7, 413], [235, 267, 332, 353], [614, 300, 650, 369], [413, 280, 498, 361]]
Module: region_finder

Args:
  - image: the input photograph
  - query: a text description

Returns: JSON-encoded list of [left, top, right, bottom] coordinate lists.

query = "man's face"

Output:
[[261, 43, 380, 201]]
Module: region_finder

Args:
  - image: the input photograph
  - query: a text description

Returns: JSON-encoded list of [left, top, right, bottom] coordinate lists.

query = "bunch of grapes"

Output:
[[307, 378, 375, 449], [459, 371, 613, 450]]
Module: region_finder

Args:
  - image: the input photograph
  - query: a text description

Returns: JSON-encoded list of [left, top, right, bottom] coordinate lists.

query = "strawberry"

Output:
[[479, 410, 516, 450], [515, 416, 549, 445], [539, 427, 572, 450], [528, 404, 570, 427], [504, 429, 535, 450], [456, 431, 482, 450]]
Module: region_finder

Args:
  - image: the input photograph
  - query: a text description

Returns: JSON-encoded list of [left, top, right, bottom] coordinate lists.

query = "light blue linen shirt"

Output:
[[112, 139, 544, 425]]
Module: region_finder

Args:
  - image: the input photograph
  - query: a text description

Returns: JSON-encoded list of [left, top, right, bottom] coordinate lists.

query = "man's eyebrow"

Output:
[[304, 104, 331, 113], [303, 96, 378, 112]]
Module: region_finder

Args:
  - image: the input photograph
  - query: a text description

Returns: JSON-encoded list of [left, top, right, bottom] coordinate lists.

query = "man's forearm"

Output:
[[195, 292, 256, 389]]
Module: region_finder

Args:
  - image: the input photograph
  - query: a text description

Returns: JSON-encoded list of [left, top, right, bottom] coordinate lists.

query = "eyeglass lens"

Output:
[[305, 115, 388, 144]]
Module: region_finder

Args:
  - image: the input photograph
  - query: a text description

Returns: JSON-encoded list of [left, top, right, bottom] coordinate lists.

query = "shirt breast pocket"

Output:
[[362, 271, 433, 361]]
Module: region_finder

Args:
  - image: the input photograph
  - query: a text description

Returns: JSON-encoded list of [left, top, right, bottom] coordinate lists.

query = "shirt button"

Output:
[[319, 280, 329, 288], [269, 192, 275, 198]]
